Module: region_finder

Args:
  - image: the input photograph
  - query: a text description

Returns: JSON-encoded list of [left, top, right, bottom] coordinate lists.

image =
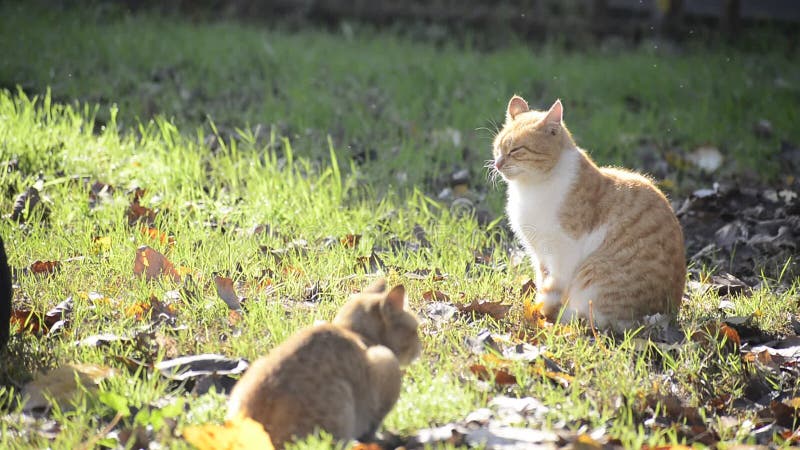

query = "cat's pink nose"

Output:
[[494, 158, 505, 170]]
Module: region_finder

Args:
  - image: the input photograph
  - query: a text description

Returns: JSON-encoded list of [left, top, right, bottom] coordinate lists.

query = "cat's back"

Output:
[[564, 161, 685, 325]]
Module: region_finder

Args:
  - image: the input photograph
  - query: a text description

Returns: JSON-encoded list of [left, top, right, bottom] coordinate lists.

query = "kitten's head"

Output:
[[332, 278, 421, 366], [491, 96, 575, 183]]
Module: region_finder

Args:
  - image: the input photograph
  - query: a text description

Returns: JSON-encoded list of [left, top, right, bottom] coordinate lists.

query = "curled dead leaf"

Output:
[[10, 297, 73, 335], [126, 197, 157, 227], [469, 363, 517, 386], [213, 275, 243, 311], [140, 226, 175, 247], [133, 246, 181, 283], [422, 290, 450, 302], [10, 185, 41, 222], [340, 234, 362, 248], [457, 299, 510, 320], [30, 260, 61, 275], [22, 363, 116, 412]]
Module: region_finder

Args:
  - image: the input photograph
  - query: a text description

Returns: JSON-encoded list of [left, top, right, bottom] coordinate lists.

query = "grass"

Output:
[[0, 3, 799, 449]]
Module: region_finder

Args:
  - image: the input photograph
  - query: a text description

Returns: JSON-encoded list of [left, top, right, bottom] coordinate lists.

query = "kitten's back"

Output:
[[228, 324, 398, 446], [227, 280, 419, 447]]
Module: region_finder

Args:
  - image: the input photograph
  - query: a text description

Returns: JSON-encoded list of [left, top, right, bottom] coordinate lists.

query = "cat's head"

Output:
[[491, 96, 575, 183], [332, 278, 421, 366]]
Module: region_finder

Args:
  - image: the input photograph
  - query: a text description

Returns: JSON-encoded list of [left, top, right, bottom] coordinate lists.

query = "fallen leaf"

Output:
[[133, 246, 181, 283], [770, 399, 800, 428], [10, 297, 73, 335], [351, 444, 384, 450], [573, 433, 603, 450], [340, 234, 361, 248], [30, 260, 61, 276], [422, 290, 450, 302], [140, 226, 175, 247], [405, 268, 446, 281], [126, 197, 156, 227], [213, 275, 243, 311], [183, 414, 275, 450], [22, 363, 116, 412], [523, 297, 547, 329], [125, 295, 175, 321], [155, 354, 249, 381], [92, 235, 112, 253], [520, 279, 536, 298], [469, 364, 517, 386], [10, 185, 41, 222], [88, 181, 114, 209], [356, 252, 385, 273], [457, 299, 510, 320]]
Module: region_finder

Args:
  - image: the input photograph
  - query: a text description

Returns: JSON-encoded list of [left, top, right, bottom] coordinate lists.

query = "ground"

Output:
[[0, 3, 799, 449]]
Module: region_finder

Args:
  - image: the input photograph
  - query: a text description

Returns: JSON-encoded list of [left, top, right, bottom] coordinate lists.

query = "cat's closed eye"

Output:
[[509, 146, 526, 155]]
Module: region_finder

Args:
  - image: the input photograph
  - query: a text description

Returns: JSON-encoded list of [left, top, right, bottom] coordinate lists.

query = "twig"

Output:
[[78, 411, 124, 450]]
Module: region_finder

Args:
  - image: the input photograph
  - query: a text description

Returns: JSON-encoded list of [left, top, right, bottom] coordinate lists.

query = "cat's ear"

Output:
[[506, 95, 529, 122], [545, 99, 563, 124], [363, 278, 387, 294], [543, 99, 563, 135], [382, 285, 406, 314]]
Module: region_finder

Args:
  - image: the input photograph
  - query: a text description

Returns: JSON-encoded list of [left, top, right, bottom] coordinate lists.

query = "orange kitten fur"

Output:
[[493, 95, 685, 331], [226, 279, 420, 448]]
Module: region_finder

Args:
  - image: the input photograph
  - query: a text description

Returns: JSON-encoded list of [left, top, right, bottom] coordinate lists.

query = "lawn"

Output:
[[1, 3, 799, 449]]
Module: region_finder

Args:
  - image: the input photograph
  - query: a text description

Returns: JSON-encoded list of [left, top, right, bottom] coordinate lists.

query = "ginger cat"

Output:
[[226, 279, 421, 448], [492, 95, 685, 331]]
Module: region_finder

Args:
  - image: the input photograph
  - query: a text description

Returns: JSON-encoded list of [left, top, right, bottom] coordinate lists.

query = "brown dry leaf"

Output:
[[30, 260, 61, 276], [133, 245, 181, 283], [124, 296, 175, 321], [22, 363, 116, 412], [422, 290, 450, 302], [10, 185, 41, 222], [405, 268, 446, 281], [10, 298, 73, 335], [520, 278, 536, 298], [281, 265, 305, 277], [10, 309, 44, 334], [213, 275, 243, 311], [771, 398, 800, 428], [469, 363, 517, 386], [340, 234, 362, 248], [457, 299, 510, 320], [183, 414, 275, 450], [351, 443, 385, 450], [140, 226, 175, 247], [356, 252, 385, 273], [126, 197, 156, 226]]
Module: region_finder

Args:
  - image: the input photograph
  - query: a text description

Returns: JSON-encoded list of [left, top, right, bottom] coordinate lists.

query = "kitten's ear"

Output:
[[506, 95, 529, 122], [545, 99, 563, 125], [363, 278, 387, 294], [382, 285, 406, 314]]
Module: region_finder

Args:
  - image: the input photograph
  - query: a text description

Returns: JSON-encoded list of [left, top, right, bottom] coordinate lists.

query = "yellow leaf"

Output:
[[184, 415, 275, 450]]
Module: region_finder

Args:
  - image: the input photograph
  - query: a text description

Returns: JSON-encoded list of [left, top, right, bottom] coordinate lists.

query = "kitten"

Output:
[[226, 279, 421, 448], [492, 95, 685, 331]]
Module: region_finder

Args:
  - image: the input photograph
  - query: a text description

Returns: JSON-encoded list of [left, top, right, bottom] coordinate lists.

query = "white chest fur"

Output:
[[505, 149, 607, 284]]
